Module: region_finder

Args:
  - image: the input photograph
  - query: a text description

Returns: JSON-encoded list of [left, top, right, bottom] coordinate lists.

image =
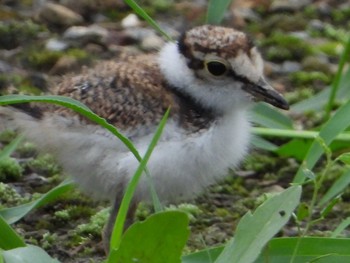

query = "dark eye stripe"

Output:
[[228, 70, 252, 86]]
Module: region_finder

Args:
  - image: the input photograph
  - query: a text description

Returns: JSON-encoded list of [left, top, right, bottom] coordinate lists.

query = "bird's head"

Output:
[[158, 25, 289, 113]]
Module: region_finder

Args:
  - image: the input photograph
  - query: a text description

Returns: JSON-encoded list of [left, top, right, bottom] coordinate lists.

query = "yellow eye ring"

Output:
[[205, 60, 228, 76]]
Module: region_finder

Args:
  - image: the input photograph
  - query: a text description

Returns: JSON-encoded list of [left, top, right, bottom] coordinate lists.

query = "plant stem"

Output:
[[325, 34, 350, 120], [253, 127, 350, 141]]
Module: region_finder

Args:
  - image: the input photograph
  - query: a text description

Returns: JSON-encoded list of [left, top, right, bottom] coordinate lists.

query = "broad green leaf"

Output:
[[296, 202, 309, 221], [0, 179, 74, 224], [214, 186, 301, 263], [251, 103, 293, 129], [183, 237, 350, 263], [2, 245, 60, 263], [276, 139, 312, 160], [0, 215, 25, 250], [319, 169, 350, 206], [109, 211, 189, 263], [206, 0, 233, 25], [293, 99, 350, 183], [255, 237, 350, 263]]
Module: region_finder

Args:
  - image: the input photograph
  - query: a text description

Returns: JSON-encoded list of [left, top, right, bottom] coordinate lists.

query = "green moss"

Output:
[[0, 157, 23, 181], [290, 71, 331, 86], [261, 32, 314, 62], [23, 48, 91, 71], [166, 203, 202, 222], [243, 153, 277, 173], [16, 142, 38, 158], [41, 233, 58, 250], [76, 208, 109, 237], [303, 6, 318, 19], [331, 8, 350, 23], [0, 20, 44, 50], [24, 50, 63, 71], [67, 48, 91, 61], [302, 56, 333, 75], [261, 14, 308, 34], [0, 182, 25, 207], [316, 41, 343, 57], [285, 88, 314, 104], [0, 130, 17, 144], [26, 154, 60, 177]]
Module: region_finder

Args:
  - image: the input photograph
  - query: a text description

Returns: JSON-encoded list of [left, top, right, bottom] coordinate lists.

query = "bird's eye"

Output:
[[205, 61, 228, 76]]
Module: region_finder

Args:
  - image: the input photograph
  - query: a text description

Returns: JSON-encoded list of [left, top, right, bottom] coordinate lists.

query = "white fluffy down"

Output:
[[0, 105, 250, 203]]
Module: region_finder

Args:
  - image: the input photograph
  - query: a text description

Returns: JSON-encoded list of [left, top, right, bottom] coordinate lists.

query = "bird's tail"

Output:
[[0, 104, 42, 132]]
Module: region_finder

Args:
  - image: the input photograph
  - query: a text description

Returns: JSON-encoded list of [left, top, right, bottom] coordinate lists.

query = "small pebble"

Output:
[[121, 14, 141, 28]]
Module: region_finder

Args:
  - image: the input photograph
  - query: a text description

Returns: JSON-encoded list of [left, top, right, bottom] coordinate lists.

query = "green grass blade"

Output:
[[251, 103, 293, 129], [293, 99, 350, 183], [0, 179, 74, 224], [331, 217, 350, 238], [108, 108, 170, 254], [215, 186, 301, 263], [319, 169, 350, 207], [0, 94, 142, 163], [0, 215, 26, 250], [206, 0, 233, 25], [251, 136, 278, 152], [0, 135, 23, 159], [124, 0, 172, 41], [325, 34, 350, 119], [291, 57, 350, 113]]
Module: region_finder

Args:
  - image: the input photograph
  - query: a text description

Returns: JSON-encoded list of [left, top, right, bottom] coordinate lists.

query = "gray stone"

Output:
[[35, 3, 83, 28], [46, 38, 69, 51], [63, 25, 108, 44]]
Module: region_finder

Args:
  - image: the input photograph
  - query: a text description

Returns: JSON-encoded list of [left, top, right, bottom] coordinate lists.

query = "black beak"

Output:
[[243, 78, 289, 110]]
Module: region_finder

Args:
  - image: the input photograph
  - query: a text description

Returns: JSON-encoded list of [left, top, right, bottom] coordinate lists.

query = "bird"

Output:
[[0, 25, 289, 252]]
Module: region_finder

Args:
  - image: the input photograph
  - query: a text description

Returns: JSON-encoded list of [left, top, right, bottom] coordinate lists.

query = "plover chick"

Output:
[[0, 25, 289, 252]]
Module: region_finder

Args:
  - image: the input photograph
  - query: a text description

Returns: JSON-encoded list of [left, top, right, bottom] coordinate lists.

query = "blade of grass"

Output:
[[206, 0, 233, 25], [108, 108, 170, 256], [319, 169, 350, 207], [0, 95, 142, 163], [124, 0, 172, 41], [251, 103, 293, 129], [0, 179, 74, 224], [291, 67, 350, 113], [331, 217, 350, 238], [293, 99, 350, 183], [0, 135, 23, 159], [251, 136, 278, 152], [325, 34, 350, 119]]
